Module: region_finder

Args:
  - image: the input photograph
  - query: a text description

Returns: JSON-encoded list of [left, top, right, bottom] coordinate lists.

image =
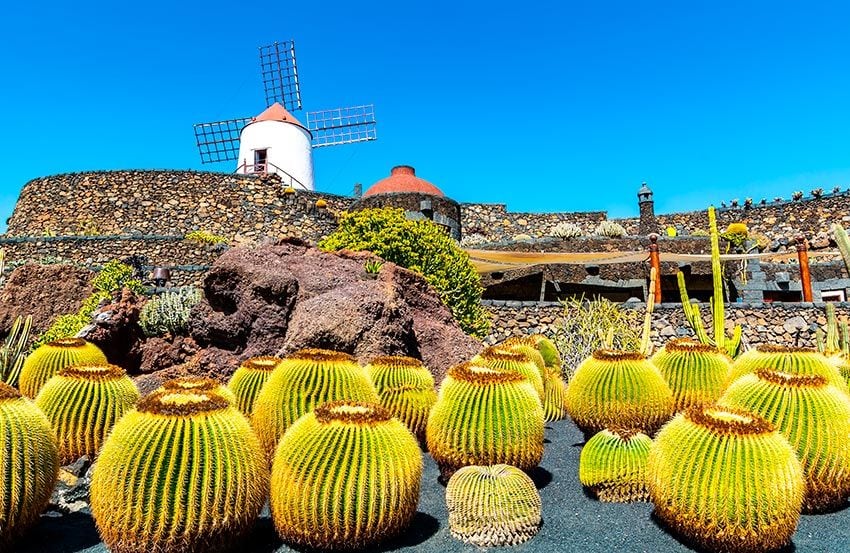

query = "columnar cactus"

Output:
[[719, 370, 850, 513], [19, 338, 107, 398], [158, 376, 236, 404], [579, 427, 653, 502], [91, 389, 268, 553], [426, 362, 544, 478], [0, 383, 59, 549], [34, 364, 140, 464], [565, 350, 675, 434], [271, 400, 422, 550], [446, 464, 542, 547], [251, 349, 379, 458], [727, 345, 846, 391], [227, 356, 281, 416], [472, 347, 545, 400], [648, 405, 804, 552], [650, 338, 731, 411]]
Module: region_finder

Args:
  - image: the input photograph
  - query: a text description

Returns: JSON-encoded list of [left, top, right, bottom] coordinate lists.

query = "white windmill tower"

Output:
[[193, 40, 377, 191]]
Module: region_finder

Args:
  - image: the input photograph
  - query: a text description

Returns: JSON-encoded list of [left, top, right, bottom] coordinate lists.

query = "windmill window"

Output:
[[253, 149, 268, 172]]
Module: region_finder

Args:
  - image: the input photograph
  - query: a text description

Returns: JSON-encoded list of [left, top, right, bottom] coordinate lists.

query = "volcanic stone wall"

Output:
[[461, 203, 607, 241]]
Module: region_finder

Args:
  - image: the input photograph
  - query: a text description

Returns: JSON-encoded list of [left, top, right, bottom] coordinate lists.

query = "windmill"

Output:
[[193, 40, 377, 191]]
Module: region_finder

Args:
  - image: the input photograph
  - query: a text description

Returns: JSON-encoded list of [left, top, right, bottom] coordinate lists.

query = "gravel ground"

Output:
[[18, 418, 850, 552]]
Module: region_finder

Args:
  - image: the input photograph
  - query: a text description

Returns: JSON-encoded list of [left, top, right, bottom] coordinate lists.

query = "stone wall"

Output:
[[461, 203, 607, 242]]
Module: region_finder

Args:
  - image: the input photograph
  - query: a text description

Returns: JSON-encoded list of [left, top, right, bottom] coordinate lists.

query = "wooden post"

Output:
[[796, 235, 813, 302], [648, 233, 662, 303]]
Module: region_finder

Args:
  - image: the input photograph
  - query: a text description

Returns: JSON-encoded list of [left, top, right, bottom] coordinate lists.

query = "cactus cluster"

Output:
[[719, 370, 850, 513], [727, 345, 846, 391], [650, 338, 731, 411], [271, 400, 422, 550], [35, 363, 140, 464], [19, 338, 108, 398], [366, 356, 436, 440], [472, 347, 545, 400], [138, 287, 202, 337], [648, 405, 804, 552], [0, 383, 59, 549], [91, 389, 268, 553], [501, 335, 568, 421], [227, 356, 281, 416], [446, 464, 542, 547], [579, 428, 652, 502]]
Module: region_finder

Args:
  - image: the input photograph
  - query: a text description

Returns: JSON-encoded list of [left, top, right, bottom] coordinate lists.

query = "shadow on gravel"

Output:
[[649, 510, 797, 553], [285, 512, 440, 553], [528, 466, 553, 490], [17, 512, 101, 553]]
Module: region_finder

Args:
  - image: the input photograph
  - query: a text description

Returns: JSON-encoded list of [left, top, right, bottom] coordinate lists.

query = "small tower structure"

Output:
[[638, 182, 658, 235]]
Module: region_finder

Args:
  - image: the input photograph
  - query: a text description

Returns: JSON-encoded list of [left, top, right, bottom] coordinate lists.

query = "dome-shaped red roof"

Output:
[[363, 166, 444, 197]]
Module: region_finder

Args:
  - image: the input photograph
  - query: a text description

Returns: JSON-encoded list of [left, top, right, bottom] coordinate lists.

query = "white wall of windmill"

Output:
[[236, 120, 315, 190]]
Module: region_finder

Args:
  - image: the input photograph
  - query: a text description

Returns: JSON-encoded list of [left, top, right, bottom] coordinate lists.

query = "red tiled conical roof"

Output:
[[363, 166, 444, 197], [252, 102, 308, 131]]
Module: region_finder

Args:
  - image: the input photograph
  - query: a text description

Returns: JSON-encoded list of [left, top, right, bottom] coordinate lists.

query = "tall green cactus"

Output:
[[227, 356, 281, 416], [35, 364, 140, 464], [832, 222, 850, 276], [0, 383, 59, 549], [91, 389, 268, 553], [0, 315, 32, 387], [19, 338, 108, 398], [271, 400, 422, 550]]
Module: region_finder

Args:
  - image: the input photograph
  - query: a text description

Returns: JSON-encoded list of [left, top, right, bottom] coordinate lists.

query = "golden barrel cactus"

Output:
[[34, 364, 140, 464], [501, 337, 567, 421], [648, 405, 804, 552], [472, 346, 545, 399], [158, 376, 236, 404], [565, 350, 675, 435], [650, 338, 731, 411], [365, 355, 435, 393], [579, 427, 653, 502], [0, 383, 59, 549], [270, 400, 422, 550], [719, 369, 850, 512], [542, 368, 569, 422], [90, 389, 268, 553], [19, 338, 107, 398], [227, 356, 281, 416], [426, 362, 544, 478], [378, 384, 437, 441], [446, 464, 542, 547], [829, 352, 850, 386], [251, 349, 378, 458], [727, 345, 845, 391]]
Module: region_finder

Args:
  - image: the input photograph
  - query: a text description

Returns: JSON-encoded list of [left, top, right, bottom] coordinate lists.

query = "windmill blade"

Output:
[[192, 117, 252, 163], [307, 104, 377, 148], [259, 40, 302, 111]]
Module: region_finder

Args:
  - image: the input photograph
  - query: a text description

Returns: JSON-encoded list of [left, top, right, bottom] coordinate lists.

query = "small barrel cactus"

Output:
[[0, 383, 59, 549], [19, 338, 108, 398], [579, 427, 653, 502], [365, 356, 436, 440], [542, 368, 569, 421], [427, 362, 544, 479], [650, 338, 731, 411], [227, 356, 281, 415], [378, 384, 437, 441], [251, 349, 379, 459], [271, 400, 422, 550], [446, 464, 542, 547], [366, 355, 435, 393], [34, 364, 140, 464], [565, 350, 674, 435], [502, 335, 567, 420], [648, 405, 804, 552], [728, 345, 845, 391], [158, 376, 236, 404], [91, 389, 268, 553], [719, 369, 850, 512], [472, 346, 545, 400]]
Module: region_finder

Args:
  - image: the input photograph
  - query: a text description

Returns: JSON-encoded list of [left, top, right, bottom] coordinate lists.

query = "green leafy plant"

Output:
[[0, 315, 33, 386], [579, 427, 653, 502], [139, 288, 202, 337], [184, 229, 228, 246], [318, 208, 490, 337], [363, 259, 384, 275], [593, 220, 627, 238], [665, 226, 677, 237], [91, 260, 145, 295]]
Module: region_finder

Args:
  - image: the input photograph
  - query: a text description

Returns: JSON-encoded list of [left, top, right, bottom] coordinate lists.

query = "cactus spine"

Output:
[[719, 370, 850, 513], [251, 349, 378, 459], [34, 364, 140, 464], [727, 344, 846, 391], [366, 355, 435, 393], [158, 376, 236, 404], [427, 362, 544, 478], [500, 336, 568, 421], [0, 383, 59, 549], [565, 350, 674, 435], [91, 389, 268, 553], [446, 464, 542, 547], [648, 405, 804, 552], [19, 338, 108, 398], [472, 346, 545, 400], [271, 401, 422, 550], [227, 356, 281, 416], [365, 356, 436, 439], [579, 427, 653, 502], [650, 338, 731, 411]]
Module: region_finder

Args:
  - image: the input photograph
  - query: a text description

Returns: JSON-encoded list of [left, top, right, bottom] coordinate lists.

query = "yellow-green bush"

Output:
[[650, 338, 731, 411], [579, 428, 652, 502], [728, 345, 846, 391], [19, 338, 108, 398], [271, 400, 422, 550], [227, 356, 281, 416]]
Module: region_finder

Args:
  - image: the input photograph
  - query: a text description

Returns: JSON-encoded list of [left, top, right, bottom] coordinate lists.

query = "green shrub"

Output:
[[185, 230, 228, 246], [319, 208, 490, 337], [139, 288, 202, 337], [91, 260, 145, 295]]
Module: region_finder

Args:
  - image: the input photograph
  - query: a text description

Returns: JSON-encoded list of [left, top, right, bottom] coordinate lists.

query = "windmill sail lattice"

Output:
[[308, 105, 377, 148], [259, 41, 302, 112], [193, 117, 252, 163]]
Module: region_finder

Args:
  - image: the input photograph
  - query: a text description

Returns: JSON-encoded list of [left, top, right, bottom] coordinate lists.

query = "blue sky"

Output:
[[2, 1, 850, 229]]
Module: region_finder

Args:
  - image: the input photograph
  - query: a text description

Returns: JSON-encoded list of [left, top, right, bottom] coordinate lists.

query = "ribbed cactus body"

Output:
[[271, 401, 422, 550], [19, 338, 107, 398], [542, 368, 568, 422], [648, 406, 804, 552], [251, 349, 378, 458], [158, 376, 236, 404], [91, 390, 268, 553], [366, 356, 436, 440], [579, 428, 652, 502], [565, 350, 675, 434], [830, 352, 850, 386], [472, 347, 545, 400], [446, 464, 542, 547], [426, 363, 544, 477], [366, 355, 435, 393], [728, 345, 845, 391], [501, 337, 567, 420], [379, 385, 437, 441], [531, 334, 562, 373], [719, 370, 850, 513], [227, 356, 281, 416], [0, 383, 59, 549], [34, 364, 139, 464], [651, 338, 731, 411]]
